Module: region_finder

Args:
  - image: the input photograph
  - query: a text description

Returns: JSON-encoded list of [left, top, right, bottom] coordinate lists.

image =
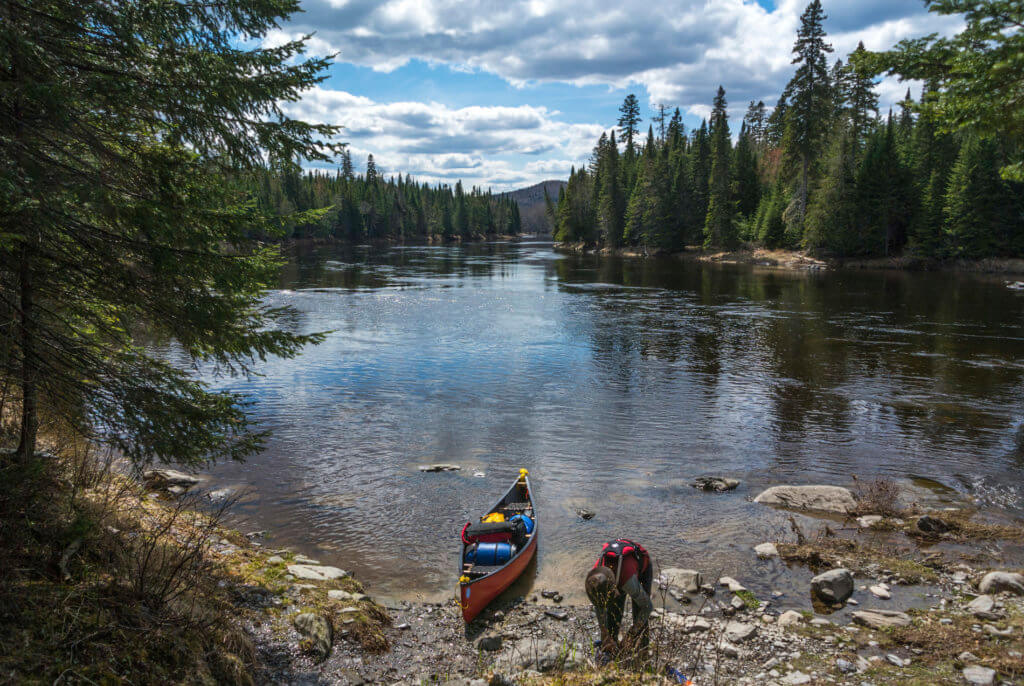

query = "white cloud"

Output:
[[288, 87, 601, 189]]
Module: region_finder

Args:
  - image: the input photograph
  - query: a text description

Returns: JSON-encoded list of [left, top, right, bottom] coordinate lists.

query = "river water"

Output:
[[199, 241, 1024, 605]]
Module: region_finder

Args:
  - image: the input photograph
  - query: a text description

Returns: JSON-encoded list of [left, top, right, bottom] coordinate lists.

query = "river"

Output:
[[198, 241, 1024, 606]]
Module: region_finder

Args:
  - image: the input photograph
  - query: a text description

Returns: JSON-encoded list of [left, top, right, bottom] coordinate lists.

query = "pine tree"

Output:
[[734, 122, 762, 221], [689, 121, 712, 242], [618, 94, 643, 157], [366, 154, 378, 184], [341, 149, 354, 180], [597, 131, 624, 247], [704, 87, 736, 248], [783, 0, 834, 232], [845, 42, 879, 148]]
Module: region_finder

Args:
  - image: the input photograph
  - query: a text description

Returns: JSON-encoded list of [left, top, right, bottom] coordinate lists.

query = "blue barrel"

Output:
[[510, 514, 535, 534], [465, 542, 516, 565]]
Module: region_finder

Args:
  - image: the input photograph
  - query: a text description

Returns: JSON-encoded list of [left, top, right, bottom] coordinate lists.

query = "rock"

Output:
[[293, 612, 332, 661], [540, 590, 560, 599], [473, 471, 486, 478], [664, 614, 710, 633], [293, 554, 320, 565], [544, 610, 568, 621], [692, 476, 740, 492], [984, 624, 1013, 637], [165, 485, 187, 496], [661, 568, 703, 594], [958, 651, 980, 662], [207, 488, 233, 502], [755, 542, 779, 559], [328, 589, 354, 601], [978, 571, 1024, 596], [497, 638, 581, 672], [780, 671, 811, 685], [811, 568, 854, 604], [916, 515, 950, 534], [869, 584, 891, 599], [857, 515, 883, 528], [476, 634, 503, 651], [760, 614, 775, 624], [142, 469, 199, 489], [753, 485, 857, 514], [266, 555, 285, 565], [731, 595, 747, 611], [836, 659, 856, 674], [778, 610, 803, 627], [810, 618, 832, 626], [962, 665, 996, 685], [574, 508, 595, 520], [718, 641, 741, 658], [337, 669, 364, 685], [724, 621, 757, 643], [719, 576, 747, 592], [287, 564, 347, 581], [966, 594, 995, 616], [886, 654, 906, 667], [852, 609, 912, 629], [418, 464, 461, 472]]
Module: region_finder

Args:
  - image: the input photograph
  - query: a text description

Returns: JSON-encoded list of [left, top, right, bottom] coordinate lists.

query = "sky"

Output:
[[268, 0, 961, 191]]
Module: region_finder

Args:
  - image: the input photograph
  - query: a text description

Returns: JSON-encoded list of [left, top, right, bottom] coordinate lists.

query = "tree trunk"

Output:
[[800, 154, 810, 227], [15, 244, 38, 462]]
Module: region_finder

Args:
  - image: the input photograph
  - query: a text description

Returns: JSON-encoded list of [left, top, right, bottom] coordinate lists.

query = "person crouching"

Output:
[[584, 538, 653, 667]]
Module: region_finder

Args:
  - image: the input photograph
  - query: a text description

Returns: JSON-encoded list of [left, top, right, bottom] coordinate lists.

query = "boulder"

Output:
[[966, 594, 995, 617], [978, 571, 1024, 596], [692, 477, 740, 492], [418, 464, 461, 472], [962, 665, 996, 686], [496, 638, 582, 672], [777, 610, 803, 627], [266, 555, 285, 565], [811, 568, 854, 604], [869, 584, 891, 599], [718, 576, 747, 592], [916, 515, 950, 534], [661, 568, 703, 594], [754, 542, 779, 559], [287, 564, 347, 581], [293, 612, 333, 662], [328, 589, 355, 601], [724, 621, 757, 643], [852, 609, 912, 629], [753, 485, 856, 514], [142, 469, 200, 489]]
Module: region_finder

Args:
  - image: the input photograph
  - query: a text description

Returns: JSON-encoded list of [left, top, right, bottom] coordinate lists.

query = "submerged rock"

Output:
[[691, 476, 740, 492], [143, 468, 200, 489], [574, 508, 595, 521], [419, 464, 461, 472], [916, 515, 950, 534], [754, 542, 779, 559], [811, 568, 853, 604], [857, 515, 883, 528], [753, 485, 856, 513]]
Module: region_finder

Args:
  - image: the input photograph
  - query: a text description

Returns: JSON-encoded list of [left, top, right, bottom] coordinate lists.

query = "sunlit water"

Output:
[[193, 241, 1024, 607]]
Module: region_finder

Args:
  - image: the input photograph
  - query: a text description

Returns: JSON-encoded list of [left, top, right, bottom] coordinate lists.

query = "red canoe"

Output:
[[458, 469, 537, 622]]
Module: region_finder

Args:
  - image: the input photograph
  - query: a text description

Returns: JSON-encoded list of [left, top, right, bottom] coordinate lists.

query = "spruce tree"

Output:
[[597, 132, 624, 247], [0, 0, 340, 465], [734, 122, 762, 222], [704, 87, 736, 248], [782, 0, 834, 231], [689, 121, 712, 243], [942, 136, 1017, 257], [618, 94, 643, 156], [845, 42, 879, 148]]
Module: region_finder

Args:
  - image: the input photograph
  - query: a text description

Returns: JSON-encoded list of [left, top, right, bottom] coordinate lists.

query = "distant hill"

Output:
[[503, 180, 565, 235]]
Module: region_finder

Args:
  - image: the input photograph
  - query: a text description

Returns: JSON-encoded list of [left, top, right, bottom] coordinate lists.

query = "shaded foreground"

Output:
[[3, 444, 1023, 685]]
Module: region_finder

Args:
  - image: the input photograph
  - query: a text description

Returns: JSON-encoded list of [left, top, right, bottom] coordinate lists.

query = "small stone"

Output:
[[724, 621, 757, 643], [692, 476, 740, 492], [574, 508, 595, 520], [473, 471, 486, 478], [266, 555, 285, 565], [293, 554, 320, 565], [719, 576, 747, 592], [755, 542, 779, 559], [857, 515, 883, 528], [967, 595, 995, 616], [761, 614, 775, 624], [731, 595, 747, 611], [852, 609, 912, 629], [810, 618, 832, 626], [778, 610, 803, 627], [886, 654, 905, 667], [544, 609, 568, 621], [328, 590, 354, 601], [836, 658, 855, 674], [719, 641, 741, 658], [962, 665, 996, 686], [870, 584, 891, 599], [664, 614, 711, 633], [984, 624, 1013, 637], [396, 623, 410, 630], [780, 671, 811, 685]]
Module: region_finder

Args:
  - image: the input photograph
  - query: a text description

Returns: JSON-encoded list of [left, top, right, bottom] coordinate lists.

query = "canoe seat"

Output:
[[502, 502, 532, 513], [466, 564, 507, 578]]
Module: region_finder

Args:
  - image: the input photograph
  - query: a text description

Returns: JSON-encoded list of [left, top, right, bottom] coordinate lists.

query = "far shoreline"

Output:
[[554, 242, 1024, 276]]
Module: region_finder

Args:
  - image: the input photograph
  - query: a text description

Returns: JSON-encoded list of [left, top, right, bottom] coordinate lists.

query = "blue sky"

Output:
[[272, 0, 960, 190]]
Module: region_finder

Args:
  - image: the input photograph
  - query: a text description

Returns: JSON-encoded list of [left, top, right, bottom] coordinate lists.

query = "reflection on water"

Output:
[[199, 241, 1024, 604]]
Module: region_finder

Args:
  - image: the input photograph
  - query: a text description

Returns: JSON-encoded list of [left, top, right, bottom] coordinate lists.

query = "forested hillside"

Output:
[[249, 152, 522, 242], [501, 180, 567, 235], [554, 0, 1024, 259]]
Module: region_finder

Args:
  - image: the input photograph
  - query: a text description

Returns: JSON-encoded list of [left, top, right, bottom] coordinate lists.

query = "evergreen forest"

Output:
[[553, 0, 1024, 259]]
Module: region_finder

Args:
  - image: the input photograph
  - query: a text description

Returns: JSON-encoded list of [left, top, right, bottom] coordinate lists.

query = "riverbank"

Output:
[[5, 444, 1023, 685], [555, 242, 1024, 276], [283, 233, 532, 249]]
